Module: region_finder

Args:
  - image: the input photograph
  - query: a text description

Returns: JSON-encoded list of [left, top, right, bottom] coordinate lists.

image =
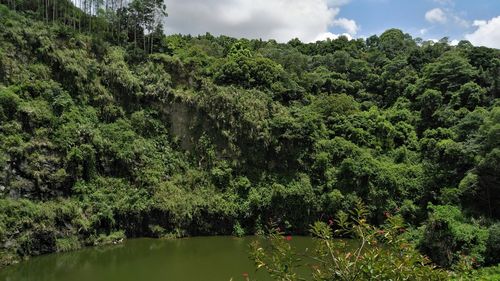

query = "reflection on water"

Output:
[[0, 236, 316, 281]]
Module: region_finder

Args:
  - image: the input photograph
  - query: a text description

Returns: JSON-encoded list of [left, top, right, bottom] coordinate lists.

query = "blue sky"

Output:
[[164, 0, 500, 48], [336, 0, 500, 41]]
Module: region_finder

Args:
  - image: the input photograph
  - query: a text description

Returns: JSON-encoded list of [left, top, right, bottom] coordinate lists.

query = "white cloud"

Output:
[[313, 32, 352, 41], [332, 18, 359, 35], [419, 28, 428, 35], [473, 20, 487, 26], [163, 0, 358, 42], [465, 16, 500, 49], [425, 8, 447, 24], [424, 7, 469, 28]]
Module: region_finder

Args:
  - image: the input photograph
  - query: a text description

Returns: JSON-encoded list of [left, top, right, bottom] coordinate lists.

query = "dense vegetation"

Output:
[[0, 0, 499, 277], [250, 201, 450, 280]]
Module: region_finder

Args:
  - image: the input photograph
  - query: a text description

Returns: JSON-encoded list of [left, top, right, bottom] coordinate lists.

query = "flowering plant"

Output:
[[250, 200, 448, 281]]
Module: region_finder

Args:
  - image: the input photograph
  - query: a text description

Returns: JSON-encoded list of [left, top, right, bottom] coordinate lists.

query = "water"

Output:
[[0, 236, 315, 281]]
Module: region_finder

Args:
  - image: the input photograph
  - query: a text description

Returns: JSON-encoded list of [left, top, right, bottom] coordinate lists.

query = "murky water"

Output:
[[0, 236, 316, 281]]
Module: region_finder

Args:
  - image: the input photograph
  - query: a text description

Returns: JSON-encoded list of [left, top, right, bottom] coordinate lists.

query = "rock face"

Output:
[[160, 99, 198, 152], [154, 88, 273, 172], [1, 146, 67, 199]]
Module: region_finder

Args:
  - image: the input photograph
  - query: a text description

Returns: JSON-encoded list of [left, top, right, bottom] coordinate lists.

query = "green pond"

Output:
[[0, 236, 316, 281]]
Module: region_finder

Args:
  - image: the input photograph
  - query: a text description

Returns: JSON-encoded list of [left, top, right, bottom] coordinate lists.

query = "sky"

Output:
[[163, 0, 500, 48]]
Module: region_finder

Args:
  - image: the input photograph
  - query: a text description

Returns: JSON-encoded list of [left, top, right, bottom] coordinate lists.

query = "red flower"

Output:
[[285, 235, 292, 241]]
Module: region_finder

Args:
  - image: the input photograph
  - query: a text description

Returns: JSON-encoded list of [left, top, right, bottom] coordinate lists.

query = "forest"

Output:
[[0, 0, 499, 279]]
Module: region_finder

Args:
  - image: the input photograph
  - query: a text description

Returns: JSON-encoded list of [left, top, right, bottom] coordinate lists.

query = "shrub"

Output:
[[485, 223, 500, 265], [420, 205, 488, 267], [93, 231, 126, 246], [149, 225, 166, 238], [0, 87, 21, 120], [453, 264, 500, 281], [232, 221, 245, 237], [250, 200, 448, 281], [17, 228, 57, 257], [56, 236, 81, 252]]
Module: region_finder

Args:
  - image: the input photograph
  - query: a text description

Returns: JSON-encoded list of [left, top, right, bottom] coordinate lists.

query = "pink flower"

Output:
[[285, 235, 292, 241], [328, 219, 334, 226]]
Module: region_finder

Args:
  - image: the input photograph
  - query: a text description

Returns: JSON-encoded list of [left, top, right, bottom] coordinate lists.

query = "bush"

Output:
[[420, 205, 488, 267], [56, 236, 81, 252], [93, 231, 126, 246], [232, 221, 245, 237], [149, 225, 166, 238], [453, 264, 500, 281], [485, 223, 500, 265], [251, 201, 448, 281], [0, 250, 17, 268], [0, 87, 21, 120], [17, 228, 57, 257]]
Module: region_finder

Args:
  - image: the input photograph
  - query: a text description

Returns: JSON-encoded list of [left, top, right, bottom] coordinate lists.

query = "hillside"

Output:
[[0, 2, 500, 272]]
